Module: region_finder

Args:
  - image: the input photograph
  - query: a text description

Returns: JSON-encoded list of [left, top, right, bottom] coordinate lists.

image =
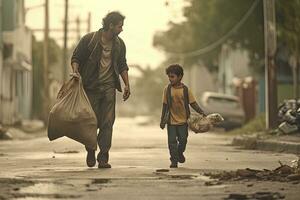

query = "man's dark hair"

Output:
[[102, 11, 125, 31], [166, 64, 184, 77]]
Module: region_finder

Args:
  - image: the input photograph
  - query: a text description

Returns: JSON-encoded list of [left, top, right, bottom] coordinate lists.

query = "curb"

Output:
[[232, 136, 300, 154]]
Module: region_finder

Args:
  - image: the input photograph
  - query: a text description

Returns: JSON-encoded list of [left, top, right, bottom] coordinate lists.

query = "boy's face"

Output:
[[168, 73, 182, 86]]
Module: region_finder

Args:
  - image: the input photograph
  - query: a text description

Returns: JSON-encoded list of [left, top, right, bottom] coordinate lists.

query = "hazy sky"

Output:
[[25, 0, 186, 69]]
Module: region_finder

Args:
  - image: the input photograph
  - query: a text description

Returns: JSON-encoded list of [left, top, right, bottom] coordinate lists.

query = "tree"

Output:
[[32, 36, 62, 119], [276, 0, 300, 99], [130, 65, 168, 115], [153, 0, 265, 73]]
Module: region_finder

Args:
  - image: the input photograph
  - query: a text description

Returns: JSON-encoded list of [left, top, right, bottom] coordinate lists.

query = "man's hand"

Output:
[[123, 85, 130, 101], [71, 63, 80, 80], [70, 72, 80, 80], [160, 122, 165, 130]]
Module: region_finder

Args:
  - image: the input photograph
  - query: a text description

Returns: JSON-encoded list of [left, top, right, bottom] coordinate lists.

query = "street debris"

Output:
[[0, 125, 13, 140], [277, 99, 300, 134], [188, 113, 224, 133], [204, 158, 300, 183], [224, 192, 285, 200]]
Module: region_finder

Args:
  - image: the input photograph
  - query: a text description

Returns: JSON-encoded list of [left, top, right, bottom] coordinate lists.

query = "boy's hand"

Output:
[[201, 112, 207, 117]]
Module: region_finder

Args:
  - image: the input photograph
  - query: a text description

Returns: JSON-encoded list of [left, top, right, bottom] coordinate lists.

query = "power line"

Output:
[[164, 0, 260, 58]]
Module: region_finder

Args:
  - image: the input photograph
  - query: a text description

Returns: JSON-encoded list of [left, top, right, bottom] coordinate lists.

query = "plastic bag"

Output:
[[47, 77, 98, 150], [206, 113, 224, 124], [278, 122, 298, 134], [187, 113, 224, 133]]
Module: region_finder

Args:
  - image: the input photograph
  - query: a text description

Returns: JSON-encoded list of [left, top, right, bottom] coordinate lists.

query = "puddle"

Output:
[[17, 182, 81, 199], [0, 178, 80, 200], [20, 183, 65, 194]]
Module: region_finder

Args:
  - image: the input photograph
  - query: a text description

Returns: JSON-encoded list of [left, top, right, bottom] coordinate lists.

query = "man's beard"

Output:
[[113, 31, 120, 37]]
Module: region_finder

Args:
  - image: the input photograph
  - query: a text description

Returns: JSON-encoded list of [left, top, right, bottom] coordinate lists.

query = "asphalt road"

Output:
[[0, 118, 299, 200]]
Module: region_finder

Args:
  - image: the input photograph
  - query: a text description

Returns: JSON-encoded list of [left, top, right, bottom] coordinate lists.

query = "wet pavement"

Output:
[[0, 118, 299, 200]]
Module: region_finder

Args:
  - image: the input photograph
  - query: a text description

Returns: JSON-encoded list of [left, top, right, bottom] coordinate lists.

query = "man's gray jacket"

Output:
[[71, 29, 128, 92]]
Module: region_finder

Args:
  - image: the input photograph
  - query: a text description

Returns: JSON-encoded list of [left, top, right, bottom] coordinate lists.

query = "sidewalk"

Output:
[[232, 132, 300, 154], [0, 120, 45, 140]]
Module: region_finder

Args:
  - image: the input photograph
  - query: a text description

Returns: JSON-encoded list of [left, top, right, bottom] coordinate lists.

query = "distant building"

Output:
[[218, 44, 251, 95], [0, 0, 32, 124], [0, 0, 3, 123], [183, 62, 217, 100]]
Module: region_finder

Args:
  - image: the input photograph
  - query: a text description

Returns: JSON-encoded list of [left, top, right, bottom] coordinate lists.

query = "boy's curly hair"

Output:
[[102, 11, 125, 31], [166, 64, 184, 77]]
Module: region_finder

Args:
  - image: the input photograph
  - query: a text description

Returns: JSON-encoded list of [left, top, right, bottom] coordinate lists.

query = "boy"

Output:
[[160, 64, 206, 168]]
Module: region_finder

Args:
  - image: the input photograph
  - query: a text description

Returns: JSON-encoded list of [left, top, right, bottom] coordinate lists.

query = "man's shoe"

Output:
[[98, 162, 112, 168], [170, 162, 178, 168], [178, 153, 185, 163], [86, 150, 96, 167]]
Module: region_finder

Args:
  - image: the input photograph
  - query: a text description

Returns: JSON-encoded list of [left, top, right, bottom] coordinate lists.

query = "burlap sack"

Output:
[[47, 77, 97, 150]]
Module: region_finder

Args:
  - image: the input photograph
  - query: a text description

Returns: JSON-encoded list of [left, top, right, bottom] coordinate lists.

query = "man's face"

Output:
[[168, 73, 182, 86], [110, 21, 123, 36]]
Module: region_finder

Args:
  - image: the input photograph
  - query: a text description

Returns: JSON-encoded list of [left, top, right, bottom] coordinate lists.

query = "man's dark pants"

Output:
[[167, 123, 188, 163], [86, 85, 116, 163]]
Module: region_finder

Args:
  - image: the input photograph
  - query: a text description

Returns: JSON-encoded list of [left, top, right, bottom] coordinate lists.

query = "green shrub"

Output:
[[228, 113, 266, 135]]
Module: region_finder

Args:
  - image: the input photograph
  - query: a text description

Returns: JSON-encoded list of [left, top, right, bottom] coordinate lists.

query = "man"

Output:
[[71, 11, 130, 168]]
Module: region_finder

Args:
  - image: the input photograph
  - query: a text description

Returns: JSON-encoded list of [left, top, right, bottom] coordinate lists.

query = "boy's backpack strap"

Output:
[[166, 84, 172, 108], [162, 84, 172, 125], [183, 84, 191, 118]]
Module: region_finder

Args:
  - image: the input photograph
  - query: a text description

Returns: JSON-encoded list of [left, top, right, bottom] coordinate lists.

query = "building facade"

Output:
[[1, 0, 32, 124]]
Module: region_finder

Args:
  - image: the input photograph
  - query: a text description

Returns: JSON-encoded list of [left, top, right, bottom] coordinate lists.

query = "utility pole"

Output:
[[43, 0, 49, 123], [87, 12, 91, 32], [76, 16, 81, 41], [293, 35, 299, 105], [63, 0, 69, 81], [263, 0, 278, 129]]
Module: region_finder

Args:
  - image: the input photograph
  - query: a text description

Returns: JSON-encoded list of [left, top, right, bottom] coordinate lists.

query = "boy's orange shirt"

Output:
[[162, 85, 196, 125]]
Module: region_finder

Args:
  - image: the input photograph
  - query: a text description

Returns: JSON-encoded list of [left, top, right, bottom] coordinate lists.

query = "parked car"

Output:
[[198, 92, 246, 131]]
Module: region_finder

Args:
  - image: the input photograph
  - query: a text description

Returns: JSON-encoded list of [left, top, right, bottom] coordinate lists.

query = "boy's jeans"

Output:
[[167, 123, 188, 163]]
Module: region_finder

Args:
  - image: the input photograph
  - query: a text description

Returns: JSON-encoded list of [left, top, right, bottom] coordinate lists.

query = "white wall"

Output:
[[1, 0, 33, 124], [183, 63, 217, 100], [218, 44, 250, 94]]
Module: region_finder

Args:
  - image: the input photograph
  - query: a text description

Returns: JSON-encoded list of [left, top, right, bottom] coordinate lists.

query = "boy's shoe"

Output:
[[178, 153, 185, 163], [86, 149, 96, 167], [170, 162, 178, 168], [98, 162, 112, 168]]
